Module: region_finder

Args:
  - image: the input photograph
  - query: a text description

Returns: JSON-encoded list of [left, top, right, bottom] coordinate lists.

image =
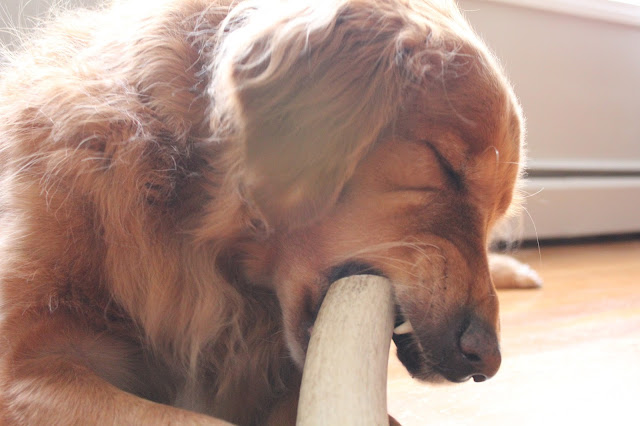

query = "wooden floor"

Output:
[[386, 238, 640, 425]]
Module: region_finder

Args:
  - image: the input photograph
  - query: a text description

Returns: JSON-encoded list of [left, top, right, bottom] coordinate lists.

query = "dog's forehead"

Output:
[[394, 78, 519, 164]]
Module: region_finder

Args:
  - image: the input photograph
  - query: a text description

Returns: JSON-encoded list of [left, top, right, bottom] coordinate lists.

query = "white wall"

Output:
[[460, 0, 640, 169], [1, 0, 99, 47], [460, 0, 640, 238]]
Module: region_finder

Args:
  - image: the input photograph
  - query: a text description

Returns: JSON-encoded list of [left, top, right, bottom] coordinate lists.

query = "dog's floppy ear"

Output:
[[211, 1, 419, 230]]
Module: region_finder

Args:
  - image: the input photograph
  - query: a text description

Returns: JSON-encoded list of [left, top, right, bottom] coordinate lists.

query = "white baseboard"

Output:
[[527, 159, 640, 174], [507, 177, 640, 240]]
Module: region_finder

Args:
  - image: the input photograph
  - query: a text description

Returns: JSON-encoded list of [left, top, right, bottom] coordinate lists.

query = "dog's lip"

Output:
[[393, 329, 458, 382], [392, 310, 431, 378]]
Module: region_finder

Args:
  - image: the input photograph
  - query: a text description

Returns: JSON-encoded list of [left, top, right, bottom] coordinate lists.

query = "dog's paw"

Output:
[[489, 253, 543, 289]]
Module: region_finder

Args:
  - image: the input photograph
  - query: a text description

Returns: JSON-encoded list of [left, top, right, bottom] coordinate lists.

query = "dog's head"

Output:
[[212, 0, 523, 383]]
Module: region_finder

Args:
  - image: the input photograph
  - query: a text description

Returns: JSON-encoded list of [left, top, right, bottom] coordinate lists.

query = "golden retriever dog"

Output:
[[0, 0, 540, 424]]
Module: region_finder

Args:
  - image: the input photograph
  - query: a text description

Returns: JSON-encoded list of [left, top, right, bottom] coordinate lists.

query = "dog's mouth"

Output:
[[292, 259, 500, 383], [321, 261, 435, 380], [314, 261, 496, 384]]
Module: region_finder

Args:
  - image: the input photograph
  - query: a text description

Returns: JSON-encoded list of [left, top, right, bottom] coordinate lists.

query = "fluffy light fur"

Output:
[[0, 0, 533, 424]]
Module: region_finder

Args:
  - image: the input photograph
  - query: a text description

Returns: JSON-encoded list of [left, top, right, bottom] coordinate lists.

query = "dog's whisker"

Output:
[[521, 205, 542, 263], [521, 187, 544, 199]]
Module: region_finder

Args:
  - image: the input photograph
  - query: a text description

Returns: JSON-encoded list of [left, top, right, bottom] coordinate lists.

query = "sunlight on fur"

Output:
[[0, 0, 533, 424]]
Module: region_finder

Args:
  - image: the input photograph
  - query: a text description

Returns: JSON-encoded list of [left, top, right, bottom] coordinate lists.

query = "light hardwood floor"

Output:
[[387, 238, 640, 425]]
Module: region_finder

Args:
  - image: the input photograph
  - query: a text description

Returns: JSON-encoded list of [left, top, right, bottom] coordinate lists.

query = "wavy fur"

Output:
[[0, 0, 525, 424]]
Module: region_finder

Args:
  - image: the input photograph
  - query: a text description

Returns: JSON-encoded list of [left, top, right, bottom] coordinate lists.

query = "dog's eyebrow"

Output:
[[420, 140, 465, 192]]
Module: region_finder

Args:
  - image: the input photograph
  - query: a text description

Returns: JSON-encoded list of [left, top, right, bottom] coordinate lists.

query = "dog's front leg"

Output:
[[0, 312, 230, 425]]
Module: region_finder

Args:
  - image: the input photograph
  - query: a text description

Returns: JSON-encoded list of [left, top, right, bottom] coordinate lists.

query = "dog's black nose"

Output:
[[458, 317, 501, 381]]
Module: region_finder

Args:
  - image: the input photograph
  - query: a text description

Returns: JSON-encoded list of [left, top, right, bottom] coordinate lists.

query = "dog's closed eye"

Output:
[[367, 139, 464, 195], [420, 141, 466, 192]]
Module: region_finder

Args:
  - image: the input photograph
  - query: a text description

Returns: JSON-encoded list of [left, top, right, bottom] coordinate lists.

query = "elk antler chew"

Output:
[[296, 275, 395, 426]]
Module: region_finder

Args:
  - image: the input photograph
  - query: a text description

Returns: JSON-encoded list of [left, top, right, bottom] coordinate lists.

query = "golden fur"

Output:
[[0, 0, 531, 424]]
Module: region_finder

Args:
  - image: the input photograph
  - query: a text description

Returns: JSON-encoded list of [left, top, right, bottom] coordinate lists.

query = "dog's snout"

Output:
[[458, 317, 501, 381]]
